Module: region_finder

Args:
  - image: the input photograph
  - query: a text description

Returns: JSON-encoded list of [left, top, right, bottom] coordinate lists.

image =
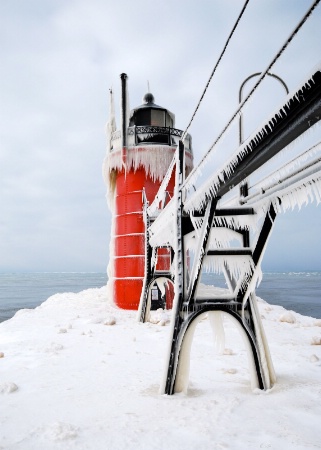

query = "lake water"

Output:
[[0, 273, 107, 322], [256, 272, 321, 318], [0, 272, 320, 322]]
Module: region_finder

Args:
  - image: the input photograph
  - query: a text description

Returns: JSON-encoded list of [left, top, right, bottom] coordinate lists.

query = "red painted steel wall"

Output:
[[111, 166, 175, 309]]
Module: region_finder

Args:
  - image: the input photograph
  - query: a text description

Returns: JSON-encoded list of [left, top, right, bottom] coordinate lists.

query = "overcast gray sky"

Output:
[[1, 0, 321, 273]]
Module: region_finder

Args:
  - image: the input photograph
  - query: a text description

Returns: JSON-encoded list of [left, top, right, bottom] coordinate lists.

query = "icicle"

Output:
[[108, 89, 117, 137], [155, 277, 168, 297], [203, 254, 255, 282], [208, 311, 225, 354], [148, 156, 176, 215], [149, 200, 176, 248], [248, 164, 321, 212], [183, 67, 321, 214], [105, 144, 193, 185], [151, 247, 158, 269], [277, 176, 321, 212], [207, 228, 244, 249]]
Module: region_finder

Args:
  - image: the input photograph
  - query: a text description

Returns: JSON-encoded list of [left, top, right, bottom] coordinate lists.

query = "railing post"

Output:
[[120, 73, 128, 165], [164, 140, 185, 394]]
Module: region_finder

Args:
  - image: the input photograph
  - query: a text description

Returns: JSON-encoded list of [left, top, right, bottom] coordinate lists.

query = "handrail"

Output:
[[110, 126, 192, 151]]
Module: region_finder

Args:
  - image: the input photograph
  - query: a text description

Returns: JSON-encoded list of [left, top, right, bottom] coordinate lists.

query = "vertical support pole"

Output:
[[241, 229, 250, 248], [138, 190, 153, 322], [252, 203, 277, 266], [232, 203, 278, 390], [164, 141, 185, 395], [176, 140, 186, 302], [107, 88, 116, 150], [238, 203, 277, 304], [120, 73, 128, 165]]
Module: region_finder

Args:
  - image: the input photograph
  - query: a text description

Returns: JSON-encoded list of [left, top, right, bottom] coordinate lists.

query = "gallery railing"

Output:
[[111, 126, 192, 152]]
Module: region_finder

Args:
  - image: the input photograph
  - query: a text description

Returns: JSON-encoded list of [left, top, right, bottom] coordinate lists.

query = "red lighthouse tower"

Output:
[[103, 74, 193, 310]]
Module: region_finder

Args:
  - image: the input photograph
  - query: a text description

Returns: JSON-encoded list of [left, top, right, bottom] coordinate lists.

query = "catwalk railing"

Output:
[[138, 65, 321, 395], [110, 125, 192, 152]]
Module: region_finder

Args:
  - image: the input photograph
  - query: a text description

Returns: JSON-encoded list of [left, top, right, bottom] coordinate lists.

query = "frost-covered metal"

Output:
[[138, 65, 321, 395]]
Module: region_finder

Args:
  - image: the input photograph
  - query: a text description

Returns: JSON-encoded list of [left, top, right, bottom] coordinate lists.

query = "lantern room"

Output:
[[129, 93, 175, 127]]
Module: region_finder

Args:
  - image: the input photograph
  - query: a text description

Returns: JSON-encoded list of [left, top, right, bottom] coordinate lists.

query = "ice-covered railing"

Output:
[[242, 141, 321, 209], [141, 0, 321, 398], [110, 126, 193, 152], [146, 63, 321, 311], [148, 66, 321, 241], [183, 67, 321, 213], [181, 1, 321, 197]]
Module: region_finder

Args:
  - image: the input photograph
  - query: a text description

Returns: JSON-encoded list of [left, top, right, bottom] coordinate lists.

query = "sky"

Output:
[[1, 0, 321, 273]]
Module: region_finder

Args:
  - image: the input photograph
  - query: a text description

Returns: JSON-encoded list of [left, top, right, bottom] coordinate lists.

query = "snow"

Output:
[[1, 287, 321, 449]]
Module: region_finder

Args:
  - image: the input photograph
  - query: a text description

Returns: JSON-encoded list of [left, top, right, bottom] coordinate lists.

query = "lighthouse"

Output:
[[103, 74, 193, 310]]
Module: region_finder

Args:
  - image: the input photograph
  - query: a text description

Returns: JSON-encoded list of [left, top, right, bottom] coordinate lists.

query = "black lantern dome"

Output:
[[129, 92, 175, 128], [143, 92, 155, 104]]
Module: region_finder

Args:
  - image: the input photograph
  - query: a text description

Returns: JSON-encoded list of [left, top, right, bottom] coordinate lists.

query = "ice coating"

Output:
[[182, 65, 321, 213]]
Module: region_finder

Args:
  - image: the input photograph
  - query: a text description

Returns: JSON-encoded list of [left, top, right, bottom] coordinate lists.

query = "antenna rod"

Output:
[[120, 73, 128, 152]]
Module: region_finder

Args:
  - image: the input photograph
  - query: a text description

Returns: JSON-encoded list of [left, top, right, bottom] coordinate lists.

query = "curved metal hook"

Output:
[[239, 72, 289, 145]]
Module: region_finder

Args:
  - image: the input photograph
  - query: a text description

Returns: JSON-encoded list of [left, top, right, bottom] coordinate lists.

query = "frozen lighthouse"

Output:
[[103, 74, 193, 309]]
